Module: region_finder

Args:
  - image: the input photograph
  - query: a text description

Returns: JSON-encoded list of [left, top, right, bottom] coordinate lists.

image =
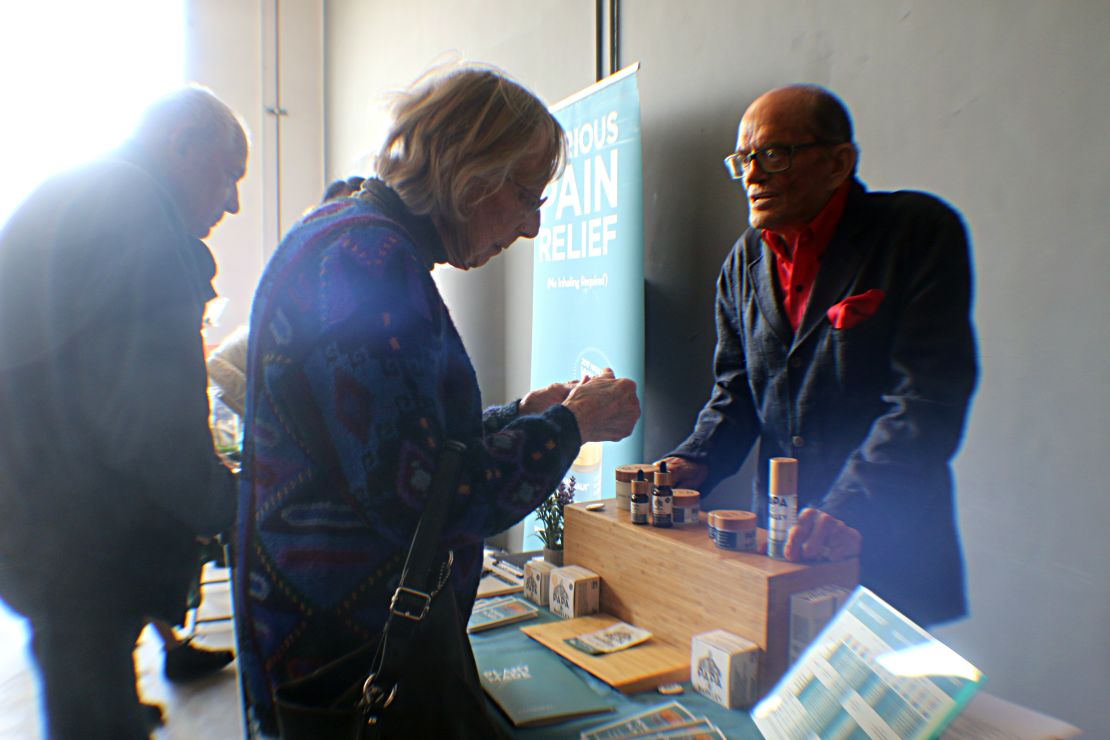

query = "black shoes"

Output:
[[163, 638, 235, 683], [141, 702, 165, 731]]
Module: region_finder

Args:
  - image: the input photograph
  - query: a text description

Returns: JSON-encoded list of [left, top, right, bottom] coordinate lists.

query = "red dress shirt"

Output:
[[762, 181, 851, 331]]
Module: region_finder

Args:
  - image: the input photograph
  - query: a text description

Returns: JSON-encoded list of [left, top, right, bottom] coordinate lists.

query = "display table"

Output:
[[469, 500, 858, 736], [563, 499, 858, 695], [471, 604, 1084, 739], [471, 607, 763, 739]]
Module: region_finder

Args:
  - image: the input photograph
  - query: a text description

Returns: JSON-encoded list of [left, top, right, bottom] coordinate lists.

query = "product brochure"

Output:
[[941, 691, 1081, 739], [752, 586, 985, 739], [477, 571, 524, 598], [650, 721, 727, 740], [580, 701, 702, 740], [474, 641, 613, 727], [467, 596, 539, 633], [477, 548, 529, 598], [565, 621, 652, 655]]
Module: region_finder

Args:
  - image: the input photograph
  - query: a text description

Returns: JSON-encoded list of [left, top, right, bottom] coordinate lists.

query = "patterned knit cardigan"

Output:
[[234, 182, 581, 727]]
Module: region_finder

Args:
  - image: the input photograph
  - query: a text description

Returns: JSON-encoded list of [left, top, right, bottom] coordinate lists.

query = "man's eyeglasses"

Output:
[[723, 141, 839, 179], [508, 177, 548, 212]]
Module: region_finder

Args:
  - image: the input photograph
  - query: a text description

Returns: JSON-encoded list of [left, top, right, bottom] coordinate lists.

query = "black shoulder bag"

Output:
[[272, 438, 507, 740]]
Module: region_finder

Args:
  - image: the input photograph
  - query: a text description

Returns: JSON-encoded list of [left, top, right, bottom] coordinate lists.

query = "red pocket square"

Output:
[[827, 289, 886, 329]]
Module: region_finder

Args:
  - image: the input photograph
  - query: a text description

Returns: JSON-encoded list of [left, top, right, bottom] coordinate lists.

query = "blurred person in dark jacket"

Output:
[[0, 85, 247, 739]]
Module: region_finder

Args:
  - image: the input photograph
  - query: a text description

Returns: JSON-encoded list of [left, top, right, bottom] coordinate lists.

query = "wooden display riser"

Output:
[[563, 499, 858, 697]]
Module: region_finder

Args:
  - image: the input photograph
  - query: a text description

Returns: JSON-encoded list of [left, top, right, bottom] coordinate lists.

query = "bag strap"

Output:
[[361, 439, 467, 723], [268, 367, 470, 731]]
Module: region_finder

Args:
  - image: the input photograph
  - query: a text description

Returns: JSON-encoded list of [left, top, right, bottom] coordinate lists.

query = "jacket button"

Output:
[[792, 435, 805, 447]]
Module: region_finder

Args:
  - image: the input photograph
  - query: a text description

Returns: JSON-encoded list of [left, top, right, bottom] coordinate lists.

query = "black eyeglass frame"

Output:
[[723, 141, 841, 179], [507, 177, 548, 212]]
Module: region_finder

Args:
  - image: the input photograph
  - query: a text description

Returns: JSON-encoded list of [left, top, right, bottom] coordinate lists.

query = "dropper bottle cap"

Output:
[[654, 459, 673, 487]]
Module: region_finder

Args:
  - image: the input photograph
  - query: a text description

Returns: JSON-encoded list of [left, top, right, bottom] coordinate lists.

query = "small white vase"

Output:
[[543, 547, 564, 567]]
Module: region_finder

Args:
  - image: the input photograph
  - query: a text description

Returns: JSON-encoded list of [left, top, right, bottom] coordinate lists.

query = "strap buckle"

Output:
[[361, 673, 397, 724], [389, 586, 432, 621]]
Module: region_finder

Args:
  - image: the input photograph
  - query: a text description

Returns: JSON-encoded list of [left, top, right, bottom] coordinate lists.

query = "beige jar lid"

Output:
[[672, 489, 701, 507], [707, 510, 757, 532], [615, 463, 657, 482]]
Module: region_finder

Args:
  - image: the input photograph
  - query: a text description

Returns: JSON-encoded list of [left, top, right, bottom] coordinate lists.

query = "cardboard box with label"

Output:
[[691, 629, 760, 709], [523, 559, 557, 606], [548, 565, 600, 619]]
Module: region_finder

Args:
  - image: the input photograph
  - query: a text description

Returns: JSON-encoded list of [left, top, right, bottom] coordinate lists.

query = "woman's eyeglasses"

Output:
[[507, 178, 548, 212]]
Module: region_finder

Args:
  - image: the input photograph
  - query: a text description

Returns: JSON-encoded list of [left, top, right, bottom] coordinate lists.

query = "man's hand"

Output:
[[562, 369, 640, 442], [784, 508, 862, 562], [656, 456, 708, 488], [520, 380, 577, 415]]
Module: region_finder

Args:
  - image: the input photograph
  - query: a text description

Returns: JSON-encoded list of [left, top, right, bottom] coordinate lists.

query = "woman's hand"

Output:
[[519, 380, 577, 415], [562, 368, 640, 442]]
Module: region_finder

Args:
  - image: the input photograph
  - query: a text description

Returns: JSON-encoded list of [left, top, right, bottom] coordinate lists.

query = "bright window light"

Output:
[[0, 0, 184, 227]]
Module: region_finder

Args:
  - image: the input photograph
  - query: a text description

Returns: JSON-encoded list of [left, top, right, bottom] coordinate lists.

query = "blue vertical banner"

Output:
[[523, 65, 645, 551]]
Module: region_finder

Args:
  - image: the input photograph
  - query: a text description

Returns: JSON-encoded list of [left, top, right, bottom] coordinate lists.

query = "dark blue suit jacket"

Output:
[[671, 179, 978, 626]]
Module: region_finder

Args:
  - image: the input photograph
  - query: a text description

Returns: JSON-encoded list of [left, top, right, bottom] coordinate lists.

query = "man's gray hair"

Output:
[[131, 84, 249, 156]]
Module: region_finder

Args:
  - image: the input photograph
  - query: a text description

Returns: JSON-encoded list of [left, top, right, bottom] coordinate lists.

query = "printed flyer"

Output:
[[752, 587, 984, 739]]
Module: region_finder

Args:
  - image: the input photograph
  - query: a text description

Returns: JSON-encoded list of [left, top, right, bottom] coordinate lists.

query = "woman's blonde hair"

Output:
[[375, 66, 564, 242]]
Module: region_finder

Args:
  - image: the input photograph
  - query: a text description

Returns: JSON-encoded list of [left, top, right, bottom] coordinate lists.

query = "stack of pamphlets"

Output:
[[477, 571, 523, 598], [579, 702, 726, 739], [565, 621, 653, 655], [478, 548, 532, 597], [467, 595, 539, 634]]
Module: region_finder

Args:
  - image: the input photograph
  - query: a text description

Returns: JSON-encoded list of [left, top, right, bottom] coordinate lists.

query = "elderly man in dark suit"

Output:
[[0, 86, 246, 739], [662, 84, 978, 627]]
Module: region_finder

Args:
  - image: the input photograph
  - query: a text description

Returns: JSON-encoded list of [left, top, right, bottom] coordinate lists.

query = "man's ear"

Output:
[[830, 143, 858, 185]]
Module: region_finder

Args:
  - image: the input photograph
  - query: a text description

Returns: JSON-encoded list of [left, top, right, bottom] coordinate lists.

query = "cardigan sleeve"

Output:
[[263, 221, 581, 552], [481, 400, 522, 434]]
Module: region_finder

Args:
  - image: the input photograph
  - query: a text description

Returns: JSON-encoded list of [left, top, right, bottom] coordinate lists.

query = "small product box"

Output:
[[523, 558, 558, 606], [789, 585, 850, 664], [548, 565, 600, 619], [690, 629, 760, 709]]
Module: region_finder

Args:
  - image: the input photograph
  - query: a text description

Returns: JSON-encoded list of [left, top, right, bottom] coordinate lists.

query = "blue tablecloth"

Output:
[[470, 608, 763, 739]]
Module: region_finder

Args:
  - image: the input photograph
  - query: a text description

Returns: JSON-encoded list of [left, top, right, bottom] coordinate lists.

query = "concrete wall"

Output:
[[186, 0, 324, 344], [323, 0, 1109, 732]]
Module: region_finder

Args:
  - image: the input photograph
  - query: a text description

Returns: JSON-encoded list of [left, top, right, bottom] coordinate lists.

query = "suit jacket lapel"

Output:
[[793, 182, 874, 349], [745, 234, 793, 346]]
